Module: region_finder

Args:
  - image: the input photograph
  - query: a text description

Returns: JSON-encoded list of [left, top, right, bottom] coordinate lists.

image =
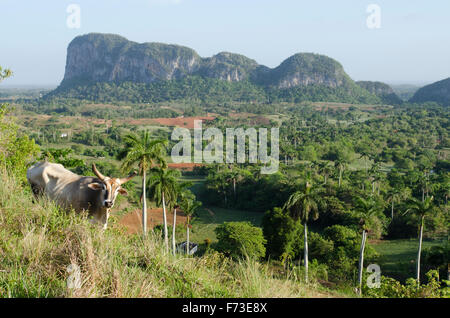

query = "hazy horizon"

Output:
[[1, 0, 449, 86]]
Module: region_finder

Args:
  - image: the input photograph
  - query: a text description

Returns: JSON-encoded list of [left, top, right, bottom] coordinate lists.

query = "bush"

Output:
[[0, 104, 39, 179], [322, 225, 378, 283], [423, 242, 450, 280], [364, 270, 444, 298], [262, 207, 302, 260], [214, 222, 266, 260]]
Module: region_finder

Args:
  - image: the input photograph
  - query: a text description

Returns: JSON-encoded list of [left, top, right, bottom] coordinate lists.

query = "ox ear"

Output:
[[88, 183, 103, 191], [118, 188, 128, 196]]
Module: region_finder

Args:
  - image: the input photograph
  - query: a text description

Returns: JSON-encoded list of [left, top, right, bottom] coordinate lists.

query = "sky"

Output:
[[1, 0, 449, 86]]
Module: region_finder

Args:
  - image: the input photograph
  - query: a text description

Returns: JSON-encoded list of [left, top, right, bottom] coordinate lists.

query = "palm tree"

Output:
[[317, 161, 333, 185], [147, 167, 180, 253], [225, 166, 251, 201], [335, 158, 347, 187], [404, 196, 437, 284], [171, 182, 192, 256], [207, 170, 229, 205], [180, 194, 202, 255], [369, 163, 382, 194], [283, 182, 325, 283], [119, 131, 167, 237], [386, 187, 410, 220], [354, 196, 382, 296], [359, 150, 373, 172]]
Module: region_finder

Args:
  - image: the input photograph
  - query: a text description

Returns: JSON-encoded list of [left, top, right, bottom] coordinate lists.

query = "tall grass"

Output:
[[0, 169, 329, 298]]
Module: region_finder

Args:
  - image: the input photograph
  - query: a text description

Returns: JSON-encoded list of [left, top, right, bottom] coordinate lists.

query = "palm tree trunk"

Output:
[[172, 208, 177, 256], [186, 216, 190, 255], [304, 223, 309, 283], [391, 201, 394, 220], [417, 217, 424, 285], [358, 230, 367, 296], [162, 191, 169, 253], [142, 170, 147, 237]]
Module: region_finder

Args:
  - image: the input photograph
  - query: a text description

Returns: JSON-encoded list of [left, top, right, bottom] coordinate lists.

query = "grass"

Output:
[[371, 238, 446, 283], [0, 168, 339, 298]]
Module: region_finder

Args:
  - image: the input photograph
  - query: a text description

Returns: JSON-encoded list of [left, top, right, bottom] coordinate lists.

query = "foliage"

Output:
[[364, 270, 445, 298], [214, 222, 266, 260], [0, 67, 40, 179], [39, 148, 84, 168], [262, 207, 302, 259]]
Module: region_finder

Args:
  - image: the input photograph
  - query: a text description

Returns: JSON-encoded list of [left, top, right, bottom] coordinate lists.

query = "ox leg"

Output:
[[30, 183, 43, 202], [87, 210, 110, 230]]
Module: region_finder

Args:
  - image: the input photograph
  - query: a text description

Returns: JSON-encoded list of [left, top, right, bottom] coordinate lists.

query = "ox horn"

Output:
[[92, 163, 106, 181], [119, 171, 138, 185]]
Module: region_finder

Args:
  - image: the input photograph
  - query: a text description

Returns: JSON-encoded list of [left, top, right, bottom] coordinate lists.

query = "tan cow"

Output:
[[26, 161, 136, 229]]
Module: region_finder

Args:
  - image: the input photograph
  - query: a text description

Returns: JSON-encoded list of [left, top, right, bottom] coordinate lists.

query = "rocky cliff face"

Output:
[[63, 33, 202, 84], [60, 33, 359, 90], [258, 53, 352, 88], [197, 52, 260, 82], [356, 81, 402, 105]]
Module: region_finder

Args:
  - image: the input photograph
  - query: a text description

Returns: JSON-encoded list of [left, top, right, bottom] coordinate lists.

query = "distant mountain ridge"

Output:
[[50, 33, 402, 105], [356, 81, 403, 105], [60, 33, 352, 89], [409, 77, 450, 105]]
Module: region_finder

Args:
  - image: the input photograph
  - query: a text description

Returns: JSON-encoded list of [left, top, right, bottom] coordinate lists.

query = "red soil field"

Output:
[[124, 116, 215, 128], [118, 208, 187, 235]]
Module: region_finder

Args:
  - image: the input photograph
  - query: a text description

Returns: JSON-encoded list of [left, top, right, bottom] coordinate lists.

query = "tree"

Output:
[[354, 196, 382, 295], [206, 170, 229, 205], [404, 196, 437, 284], [335, 158, 348, 187], [215, 222, 266, 260], [358, 149, 374, 172], [317, 161, 333, 185], [0, 67, 39, 177], [386, 187, 410, 220], [171, 181, 192, 256], [118, 131, 167, 237], [283, 182, 325, 283], [147, 167, 180, 253], [262, 207, 302, 260], [180, 193, 202, 255]]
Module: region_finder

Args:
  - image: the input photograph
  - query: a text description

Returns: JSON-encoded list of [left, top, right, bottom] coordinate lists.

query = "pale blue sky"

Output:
[[1, 0, 449, 86]]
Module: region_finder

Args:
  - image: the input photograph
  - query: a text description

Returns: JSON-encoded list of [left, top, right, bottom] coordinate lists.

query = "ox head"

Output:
[[88, 163, 137, 209]]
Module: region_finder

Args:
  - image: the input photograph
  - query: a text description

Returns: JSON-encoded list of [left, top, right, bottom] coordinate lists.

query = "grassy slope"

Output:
[[0, 169, 341, 298]]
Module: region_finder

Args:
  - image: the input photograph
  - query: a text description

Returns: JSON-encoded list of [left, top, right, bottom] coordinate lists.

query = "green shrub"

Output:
[[214, 222, 266, 260], [364, 270, 443, 298], [262, 207, 302, 260]]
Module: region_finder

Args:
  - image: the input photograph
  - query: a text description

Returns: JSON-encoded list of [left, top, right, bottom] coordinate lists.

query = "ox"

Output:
[[26, 161, 136, 229]]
